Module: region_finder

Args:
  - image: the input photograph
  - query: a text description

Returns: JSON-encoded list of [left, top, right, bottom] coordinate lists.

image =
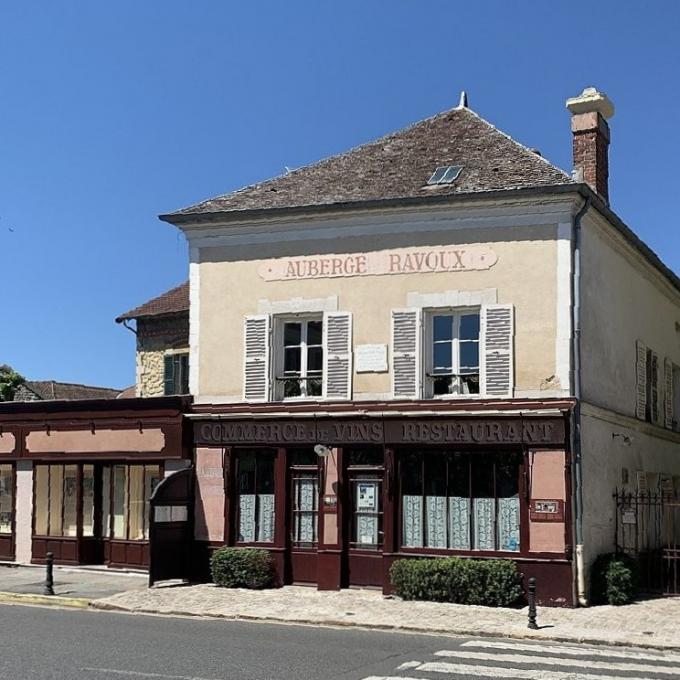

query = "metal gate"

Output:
[[614, 489, 680, 595], [148, 467, 194, 586]]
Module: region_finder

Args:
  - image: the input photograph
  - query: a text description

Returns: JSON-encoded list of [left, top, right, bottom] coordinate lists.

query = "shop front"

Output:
[[0, 396, 190, 569], [192, 399, 575, 605]]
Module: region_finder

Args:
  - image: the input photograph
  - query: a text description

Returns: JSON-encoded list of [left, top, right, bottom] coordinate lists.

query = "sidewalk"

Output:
[[92, 583, 680, 650], [0, 563, 147, 606]]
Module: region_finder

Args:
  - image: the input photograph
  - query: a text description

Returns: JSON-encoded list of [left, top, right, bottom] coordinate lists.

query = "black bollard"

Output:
[[43, 552, 55, 596], [527, 576, 538, 629]]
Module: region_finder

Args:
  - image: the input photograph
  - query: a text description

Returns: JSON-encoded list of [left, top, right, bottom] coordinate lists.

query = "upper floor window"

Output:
[[636, 340, 677, 430], [427, 311, 480, 397], [279, 318, 323, 399], [164, 353, 189, 395]]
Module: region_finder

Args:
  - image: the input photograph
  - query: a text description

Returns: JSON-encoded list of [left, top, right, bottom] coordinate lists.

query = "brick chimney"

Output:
[[566, 87, 615, 202]]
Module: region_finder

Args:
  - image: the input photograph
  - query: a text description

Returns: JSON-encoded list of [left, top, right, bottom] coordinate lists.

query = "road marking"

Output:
[[81, 669, 223, 680], [396, 661, 421, 670], [434, 649, 680, 676], [418, 661, 656, 680], [459, 639, 680, 664]]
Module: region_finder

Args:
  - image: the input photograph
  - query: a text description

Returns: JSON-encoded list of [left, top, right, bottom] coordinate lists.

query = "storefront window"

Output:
[[401, 452, 521, 552], [111, 464, 161, 541], [34, 464, 80, 537], [237, 450, 275, 543], [82, 465, 95, 537], [289, 449, 318, 548], [0, 465, 13, 534]]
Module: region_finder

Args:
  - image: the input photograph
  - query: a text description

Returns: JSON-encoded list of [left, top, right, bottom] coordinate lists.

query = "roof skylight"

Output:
[[427, 165, 462, 185]]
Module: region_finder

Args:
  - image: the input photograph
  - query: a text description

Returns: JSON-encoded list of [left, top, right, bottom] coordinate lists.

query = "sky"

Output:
[[2, 2, 679, 389]]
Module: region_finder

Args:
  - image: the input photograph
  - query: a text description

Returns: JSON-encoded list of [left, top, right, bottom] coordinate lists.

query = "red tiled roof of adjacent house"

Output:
[[13, 381, 122, 402], [116, 281, 189, 322], [161, 105, 573, 220]]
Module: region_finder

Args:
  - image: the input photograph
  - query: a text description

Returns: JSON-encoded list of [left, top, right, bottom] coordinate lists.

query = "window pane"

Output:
[[459, 342, 479, 370], [257, 454, 275, 494], [472, 457, 495, 550], [238, 452, 257, 543], [128, 466, 145, 540], [307, 346, 323, 373], [82, 465, 95, 537], [289, 448, 317, 466], [257, 453, 275, 542], [424, 454, 447, 548], [292, 473, 318, 546], [49, 465, 64, 536], [433, 315, 453, 342], [433, 376, 452, 395], [62, 465, 78, 537], [448, 454, 471, 550], [433, 343, 452, 372], [284, 379, 301, 397], [496, 454, 520, 552], [34, 466, 49, 536], [307, 378, 322, 397], [143, 466, 162, 540], [112, 465, 127, 539], [307, 320, 322, 346], [459, 314, 480, 340], [0, 466, 12, 533], [101, 466, 111, 538], [401, 452, 422, 548], [284, 347, 301, 374], [284, 322, 301, 346]]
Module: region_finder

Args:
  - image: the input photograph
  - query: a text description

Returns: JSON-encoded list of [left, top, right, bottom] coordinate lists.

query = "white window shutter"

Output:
[[636, 340, 647, 420], [391, 308, 421, 398], [664, 357, 674, 430], [243, 315, 270, 402], [481, 304, 514, 397], [323, 312, 352, 400]]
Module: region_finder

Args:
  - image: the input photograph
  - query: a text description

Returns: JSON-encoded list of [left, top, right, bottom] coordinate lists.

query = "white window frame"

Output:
[[273, 314, 324, 401], [423, 308, 481, 399]]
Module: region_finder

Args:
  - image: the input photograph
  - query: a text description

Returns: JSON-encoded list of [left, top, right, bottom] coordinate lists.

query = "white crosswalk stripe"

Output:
[[361, 638, 680, 680], [460, 639, 680, 664]]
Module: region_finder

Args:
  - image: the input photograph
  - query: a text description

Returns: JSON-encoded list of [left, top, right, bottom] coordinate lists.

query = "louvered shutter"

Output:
[[163, 354, 175, 396], [323, 312, 352, 400], [664, 357, 674, 430], [243, 315, 270, 402], [391, 309, 421, 398], [481, 304, 514, 397], [651, 351, 660, 424], [636, 340, 647, 420]]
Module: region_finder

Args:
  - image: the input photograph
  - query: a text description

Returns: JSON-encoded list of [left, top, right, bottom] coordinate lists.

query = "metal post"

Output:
[[43, 552, 55, 596], [527, 576, 538, 629]]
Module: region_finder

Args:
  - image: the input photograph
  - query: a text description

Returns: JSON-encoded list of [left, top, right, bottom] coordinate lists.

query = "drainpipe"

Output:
[[571, 194, 591, 606]]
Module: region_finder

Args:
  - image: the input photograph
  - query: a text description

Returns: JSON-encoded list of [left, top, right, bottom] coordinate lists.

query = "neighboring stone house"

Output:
[[156, 86, 680, 605], [116, 281, 190, 397], [13, 381, 122, 401]]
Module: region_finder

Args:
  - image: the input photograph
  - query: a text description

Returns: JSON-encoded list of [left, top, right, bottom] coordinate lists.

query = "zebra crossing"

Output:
[[362, 639, 680, 679]]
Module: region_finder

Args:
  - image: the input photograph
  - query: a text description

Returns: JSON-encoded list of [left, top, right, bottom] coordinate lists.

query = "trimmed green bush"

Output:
[[389, 557, 523, 607], [210, 547, 275, 589], [590, 553, 638, 605]]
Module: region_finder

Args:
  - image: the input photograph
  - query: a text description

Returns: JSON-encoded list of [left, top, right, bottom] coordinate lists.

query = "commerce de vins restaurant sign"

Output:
[[196, 417, 565, 447], [258, 244, 497, 281]]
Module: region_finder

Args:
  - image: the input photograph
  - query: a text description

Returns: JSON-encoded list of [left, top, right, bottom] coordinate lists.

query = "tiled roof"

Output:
[[116, 281, 189, 322], [163, 106, 573, 220], [13, 381, 122, 402]]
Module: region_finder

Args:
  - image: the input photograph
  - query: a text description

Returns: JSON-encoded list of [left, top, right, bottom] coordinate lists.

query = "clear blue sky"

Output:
[[2, 2, 679, 389]]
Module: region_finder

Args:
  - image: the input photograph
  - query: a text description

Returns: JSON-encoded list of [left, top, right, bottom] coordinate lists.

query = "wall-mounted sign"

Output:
[[355, 344, 388, 373], [258, 245, 498, 281], [323, 495, 337, 508], [196, 417, 566, 446], [530, 499, 564, 522], [357, 483, 377, 511], [622, 509, 637, 525]]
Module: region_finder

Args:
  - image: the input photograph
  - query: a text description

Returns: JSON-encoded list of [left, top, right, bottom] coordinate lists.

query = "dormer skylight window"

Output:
[[427, 165, 463, 185]]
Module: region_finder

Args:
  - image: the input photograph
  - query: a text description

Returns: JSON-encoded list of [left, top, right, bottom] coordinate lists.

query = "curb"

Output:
[[89, 601, 680, 652], [0, 591, 90, 609]]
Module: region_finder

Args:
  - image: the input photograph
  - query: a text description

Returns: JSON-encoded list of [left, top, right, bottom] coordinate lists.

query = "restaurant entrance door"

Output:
[[344, 448, 384, 587]]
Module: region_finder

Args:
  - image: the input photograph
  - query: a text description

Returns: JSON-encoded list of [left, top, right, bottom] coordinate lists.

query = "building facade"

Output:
[[151, 86, 680, 606]]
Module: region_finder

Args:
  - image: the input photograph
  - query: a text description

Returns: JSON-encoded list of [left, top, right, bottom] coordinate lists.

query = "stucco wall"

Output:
[[136, 315, 189, 397], [580, 409, 680, 577], [196, 223, 561, 401], [580, 214, 680, 415]]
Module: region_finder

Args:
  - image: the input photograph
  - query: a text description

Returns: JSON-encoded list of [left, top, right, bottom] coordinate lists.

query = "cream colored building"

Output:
[[157, 87, 680, 605]]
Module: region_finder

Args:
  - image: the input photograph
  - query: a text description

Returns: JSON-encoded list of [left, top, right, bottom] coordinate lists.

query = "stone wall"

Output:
[[136, 313, 189, 397]]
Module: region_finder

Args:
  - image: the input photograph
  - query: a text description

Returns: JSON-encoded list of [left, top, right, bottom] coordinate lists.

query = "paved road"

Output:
[[1, 603, 679, 680]]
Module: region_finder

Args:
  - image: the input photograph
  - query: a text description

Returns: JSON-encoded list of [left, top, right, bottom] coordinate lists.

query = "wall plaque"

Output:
[[530, 499, 565, 522], [355, 344, 388, 373], [258, 244, 497, 281]]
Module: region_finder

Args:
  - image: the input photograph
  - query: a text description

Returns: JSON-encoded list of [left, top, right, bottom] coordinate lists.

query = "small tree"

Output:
[[0, 365, 25, 401]]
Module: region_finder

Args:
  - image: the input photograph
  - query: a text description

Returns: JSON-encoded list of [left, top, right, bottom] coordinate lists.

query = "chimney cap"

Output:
[[566, 86, 614, 120]]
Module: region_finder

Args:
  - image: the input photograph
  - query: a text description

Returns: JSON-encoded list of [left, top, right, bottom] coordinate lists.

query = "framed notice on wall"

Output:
[[357, 482, 377, 511]]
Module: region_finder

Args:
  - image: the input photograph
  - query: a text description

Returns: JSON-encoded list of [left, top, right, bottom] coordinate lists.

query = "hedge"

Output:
[[590, 553, 638, 605], [210, 547, 275, 589], [389, 557, 523, 607]]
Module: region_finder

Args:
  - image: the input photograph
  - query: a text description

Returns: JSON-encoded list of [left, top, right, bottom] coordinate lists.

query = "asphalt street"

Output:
[[1, 603, 679, 680]]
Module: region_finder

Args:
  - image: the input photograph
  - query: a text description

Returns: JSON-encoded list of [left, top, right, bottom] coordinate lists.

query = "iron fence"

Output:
[[614, 489, 680, 595]]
